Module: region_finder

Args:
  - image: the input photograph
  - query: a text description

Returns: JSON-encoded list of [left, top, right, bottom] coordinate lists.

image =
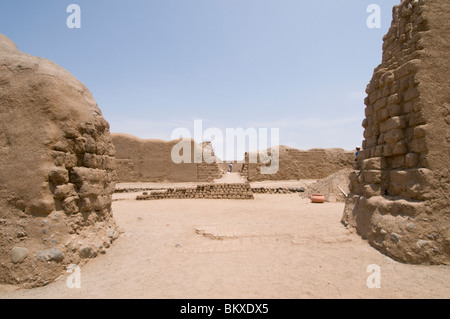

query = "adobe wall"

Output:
[[244, 146, 354, 181], [136, 183, 254, 200], [342, 0, 450, 264], [112, 133, 222, 183], [0, 34, 119, 287], [197, 142, 223, 182]]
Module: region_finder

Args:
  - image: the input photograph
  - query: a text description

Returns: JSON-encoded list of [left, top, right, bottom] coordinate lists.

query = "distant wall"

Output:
[[243, 146, 354, 181], [112, 134, 222, 183]]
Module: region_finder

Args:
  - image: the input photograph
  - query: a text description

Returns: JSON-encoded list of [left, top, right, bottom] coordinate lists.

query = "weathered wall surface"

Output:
[[0, 34, 118, 287], [342, 0, 450, 264], [112, 134, 222, 183], [244, 146, 354, 181], [197, 142, 223, 182], [136, 183, 254, 200]]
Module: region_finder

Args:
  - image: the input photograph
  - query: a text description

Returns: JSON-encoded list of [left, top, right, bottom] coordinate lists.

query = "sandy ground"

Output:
[[214, 172, 247, 184], [1, 192, 449, 299]]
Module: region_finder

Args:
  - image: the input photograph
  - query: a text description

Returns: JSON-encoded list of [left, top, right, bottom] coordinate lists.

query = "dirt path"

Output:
[[213, 172, 246, 184], [1, 194, 449, 299]]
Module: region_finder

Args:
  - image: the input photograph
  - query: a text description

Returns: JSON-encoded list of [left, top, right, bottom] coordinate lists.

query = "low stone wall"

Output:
[[251, 187, 305, 194], [117, 184, 306, 198], [136, 183, 254, 200]]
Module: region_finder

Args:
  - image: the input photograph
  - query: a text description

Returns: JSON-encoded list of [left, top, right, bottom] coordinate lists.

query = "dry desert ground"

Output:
[[1, 177, 449, 299]]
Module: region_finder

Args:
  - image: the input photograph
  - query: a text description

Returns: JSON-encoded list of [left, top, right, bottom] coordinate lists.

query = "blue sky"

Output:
[[0, 0, 399, 159]]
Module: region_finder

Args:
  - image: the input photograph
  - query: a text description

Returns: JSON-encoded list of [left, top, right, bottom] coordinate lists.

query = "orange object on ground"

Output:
[[311, 194, 325, 203]]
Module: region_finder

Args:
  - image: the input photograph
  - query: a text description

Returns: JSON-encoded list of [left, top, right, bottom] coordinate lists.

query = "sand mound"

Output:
[[302, 169, 352, 202]]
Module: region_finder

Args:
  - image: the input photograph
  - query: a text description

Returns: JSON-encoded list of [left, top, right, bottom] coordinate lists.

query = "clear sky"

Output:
[[1, 0, 399, 159]]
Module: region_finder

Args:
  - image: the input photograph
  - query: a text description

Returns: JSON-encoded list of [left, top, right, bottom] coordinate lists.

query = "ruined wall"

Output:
[[197, 142, 223, 182], [244, 146, 354, 181], [113, 133, 222, 183], [342, 0, 450, 264], [136, 183, 254, 200], [197, 162, 223, 182], [0, 34, 119, 287]]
